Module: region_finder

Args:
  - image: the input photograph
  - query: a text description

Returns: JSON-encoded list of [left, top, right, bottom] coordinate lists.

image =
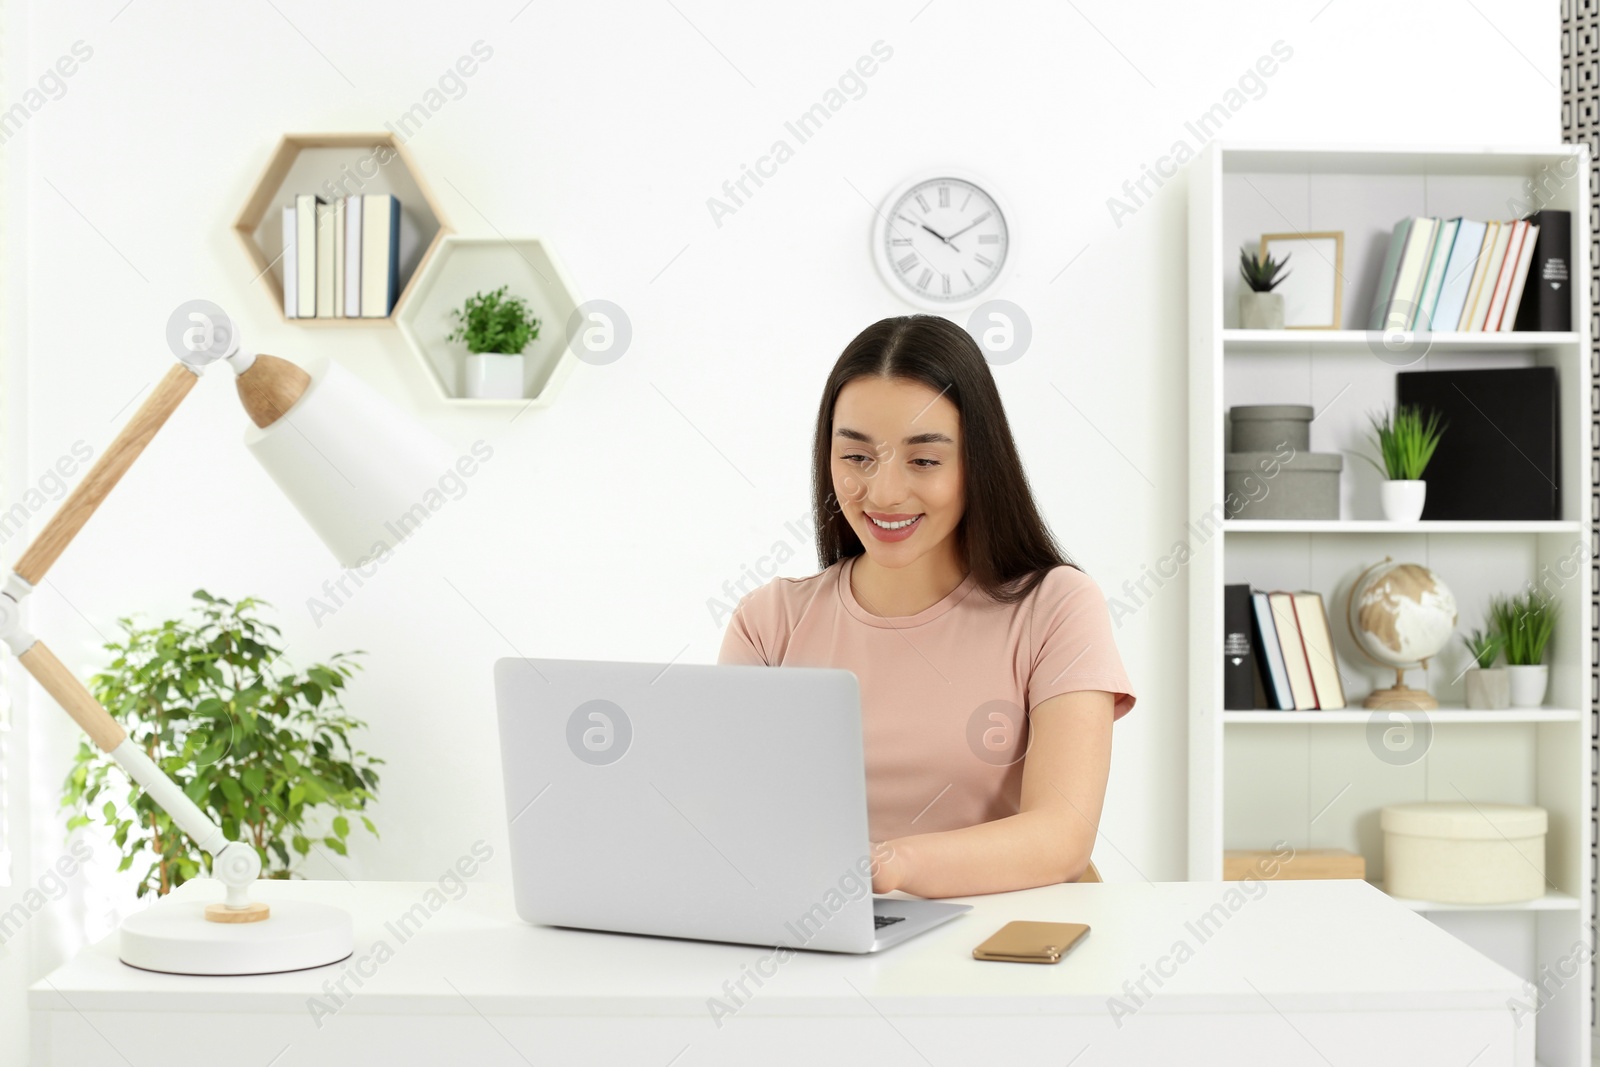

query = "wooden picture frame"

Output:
[[1259, 231, 1345, 330]]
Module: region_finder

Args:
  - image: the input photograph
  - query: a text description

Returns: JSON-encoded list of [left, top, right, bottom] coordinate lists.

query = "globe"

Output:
[[1345, 558, 1458, 710]]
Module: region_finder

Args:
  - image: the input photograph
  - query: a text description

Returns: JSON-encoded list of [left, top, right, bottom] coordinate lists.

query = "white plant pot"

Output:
[[1379, 479, 1426, 522], [465, 352, 525, 400], [1464, 667, 1510, 710], [1506, 664, 1549, 708], [1239, 291, 1284, 330]]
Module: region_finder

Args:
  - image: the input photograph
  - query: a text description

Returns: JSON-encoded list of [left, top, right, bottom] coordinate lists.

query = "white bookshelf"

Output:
[[1188, 141, 1592, 1067]]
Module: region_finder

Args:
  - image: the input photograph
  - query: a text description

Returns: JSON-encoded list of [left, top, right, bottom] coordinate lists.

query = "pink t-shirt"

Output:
[[717, 555, 1135, 842]]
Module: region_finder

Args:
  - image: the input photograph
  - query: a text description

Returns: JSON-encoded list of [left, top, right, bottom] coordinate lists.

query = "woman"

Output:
[[718, 314, 1136, 899]]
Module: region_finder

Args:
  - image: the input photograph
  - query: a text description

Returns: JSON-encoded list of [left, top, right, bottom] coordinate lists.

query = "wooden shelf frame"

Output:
[[232, 132, 452, 326]]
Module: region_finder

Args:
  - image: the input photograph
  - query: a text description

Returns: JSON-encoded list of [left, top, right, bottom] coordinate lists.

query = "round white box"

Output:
[[1380, 802, 1546, 904]]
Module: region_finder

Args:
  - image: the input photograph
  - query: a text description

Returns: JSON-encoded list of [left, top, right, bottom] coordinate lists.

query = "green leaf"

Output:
[[56, 589, 381, 895]]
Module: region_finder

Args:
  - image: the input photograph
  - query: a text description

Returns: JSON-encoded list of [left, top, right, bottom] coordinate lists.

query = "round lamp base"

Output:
[[120, 897, 352, 975]]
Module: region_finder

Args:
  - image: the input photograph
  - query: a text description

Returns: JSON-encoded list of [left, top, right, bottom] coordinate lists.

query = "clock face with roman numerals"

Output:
[[873, 173, 1010, 310]]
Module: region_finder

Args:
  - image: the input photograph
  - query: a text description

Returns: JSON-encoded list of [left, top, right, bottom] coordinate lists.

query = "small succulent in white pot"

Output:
[[1238, 246, 1290, 329]]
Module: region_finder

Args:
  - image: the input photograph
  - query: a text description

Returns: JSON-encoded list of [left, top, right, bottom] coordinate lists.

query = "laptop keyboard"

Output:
[[874, 914, 906, 929]]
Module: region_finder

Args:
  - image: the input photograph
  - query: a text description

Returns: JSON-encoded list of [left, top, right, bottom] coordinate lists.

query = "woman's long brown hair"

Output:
[[811, 314, 1077, 605]]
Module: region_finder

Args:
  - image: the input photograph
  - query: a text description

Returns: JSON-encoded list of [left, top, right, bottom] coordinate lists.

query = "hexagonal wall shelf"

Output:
[[397, 236, 581, 407], [234, 132, 450, 325]]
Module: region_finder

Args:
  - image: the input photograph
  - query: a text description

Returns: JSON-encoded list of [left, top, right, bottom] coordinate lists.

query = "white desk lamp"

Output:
[[0, 304, 454, 974]]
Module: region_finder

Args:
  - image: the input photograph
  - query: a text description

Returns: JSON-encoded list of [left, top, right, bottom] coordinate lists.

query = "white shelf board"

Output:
[[1224, 519, 1584, 534], [1370, 881, 1580, 913], [1222, 329, 1578, 352], [1223, 707, 1583, 725], [1216, 141, 1585, 176]]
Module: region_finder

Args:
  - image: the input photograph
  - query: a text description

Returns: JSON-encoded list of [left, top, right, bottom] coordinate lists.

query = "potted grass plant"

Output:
[[1460, 627, 1508, 710], [1362, 403, 1447, 522], [1488, 591, 1558, 707], [446, 285, 541, 400], [1239, 246, 1291, 329]]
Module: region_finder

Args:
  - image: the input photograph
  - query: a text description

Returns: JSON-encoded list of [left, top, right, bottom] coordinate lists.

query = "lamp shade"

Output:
[[242, 355, 457, 568]]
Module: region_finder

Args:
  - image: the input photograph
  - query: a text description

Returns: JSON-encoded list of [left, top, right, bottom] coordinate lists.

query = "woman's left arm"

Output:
[[871, 688, 1114, 898]]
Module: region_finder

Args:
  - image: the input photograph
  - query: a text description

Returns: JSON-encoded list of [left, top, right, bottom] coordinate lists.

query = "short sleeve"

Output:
[[718, 588, 772, 666], [1026, 566, 1136, 721]]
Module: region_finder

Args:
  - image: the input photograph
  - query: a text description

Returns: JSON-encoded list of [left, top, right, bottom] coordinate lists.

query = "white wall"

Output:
[[0, 0, 1560, 1058]]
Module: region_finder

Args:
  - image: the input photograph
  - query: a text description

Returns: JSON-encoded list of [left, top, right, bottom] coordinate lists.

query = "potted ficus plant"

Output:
[[60, 590, 382, 897], [1489, 591, 1558, 707], [1460, 627, 1508, 710], [445, 285, 541, 400], [1362, 403, 1447, 522], [1239, 245, 1291, 329]]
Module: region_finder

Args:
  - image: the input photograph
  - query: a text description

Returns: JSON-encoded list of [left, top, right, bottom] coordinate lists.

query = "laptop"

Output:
[[492, 657, 972, 953]]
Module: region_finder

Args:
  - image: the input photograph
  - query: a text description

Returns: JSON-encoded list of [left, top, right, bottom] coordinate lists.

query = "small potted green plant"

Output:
[[1488, 591, 1558, 707], [1362, 403, 1447, 522], [1239, 245, 1291, 329], [1460, 627, 1507, 710], [445, 285, 541, 400], [60, 590, 382, 896]]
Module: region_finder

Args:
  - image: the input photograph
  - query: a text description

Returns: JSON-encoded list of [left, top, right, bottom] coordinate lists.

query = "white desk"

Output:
[[31, 877, 1532, 1066]]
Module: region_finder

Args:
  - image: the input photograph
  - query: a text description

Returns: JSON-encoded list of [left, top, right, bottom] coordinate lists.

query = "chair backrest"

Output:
[[1077, 859, 1102, 883]]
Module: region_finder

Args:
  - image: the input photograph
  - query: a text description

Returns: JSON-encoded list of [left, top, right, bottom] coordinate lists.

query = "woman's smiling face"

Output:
[[831, 375, 965, 567]]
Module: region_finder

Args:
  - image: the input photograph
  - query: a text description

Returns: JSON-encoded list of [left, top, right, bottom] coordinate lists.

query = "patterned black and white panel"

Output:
[[1560, 0, 1600, 1039]]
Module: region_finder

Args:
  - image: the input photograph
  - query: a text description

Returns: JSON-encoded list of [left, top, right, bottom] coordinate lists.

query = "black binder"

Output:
[[1395, 367, 1560, 520], [1511, 209, 1571, 333], [1224, 583, 1256, 709]]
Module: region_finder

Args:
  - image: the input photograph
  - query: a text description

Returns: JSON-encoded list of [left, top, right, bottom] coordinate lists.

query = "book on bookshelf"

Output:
[[1369, 212, 1550, 332], [360, 193, 401, 319], [274, 190, 402, 320], [1290, 591, 1345, 710], [1250, 591, 1293, 710], [343, 195, 362, 317], [1429, 218, 1484, 330], [1510, 208, 1571, 332], [1224, 584, 1255, 710], [1268, 592, 1317, 710], [281, 205, 297, 319], [332, 197, 346, 319], [314, 200, 336, 319], [1242, 588, 1344, 710], [294, 194, 320, 318]]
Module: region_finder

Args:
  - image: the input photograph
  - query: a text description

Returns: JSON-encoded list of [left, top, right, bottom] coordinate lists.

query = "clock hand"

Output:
[[919, 223, 954, 246], [944, 217, 986, 242]]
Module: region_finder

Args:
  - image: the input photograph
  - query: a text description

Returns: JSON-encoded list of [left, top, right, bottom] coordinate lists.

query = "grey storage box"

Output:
[[1229, 404, 1313, 452], [1224, 451, 1342, 519]]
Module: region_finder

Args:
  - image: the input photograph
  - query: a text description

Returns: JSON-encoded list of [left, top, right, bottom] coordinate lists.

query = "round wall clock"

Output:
[[871, 171, 1012, 311]]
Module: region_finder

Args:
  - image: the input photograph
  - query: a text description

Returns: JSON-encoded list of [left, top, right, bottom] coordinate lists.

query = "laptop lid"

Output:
[[494, 658, 881, 953]]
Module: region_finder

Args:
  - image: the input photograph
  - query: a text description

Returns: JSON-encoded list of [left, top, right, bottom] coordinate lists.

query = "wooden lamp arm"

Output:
[[16, 640, 126, 751], [12, 352, 311, 588], [12, 637, 260, 904], [13, 363, 200, 587]]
